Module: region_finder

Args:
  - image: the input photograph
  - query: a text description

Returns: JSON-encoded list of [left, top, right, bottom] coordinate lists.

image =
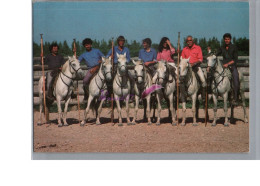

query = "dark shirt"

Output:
[[45, 53, 65, 70], [216, 43, 238, 65]]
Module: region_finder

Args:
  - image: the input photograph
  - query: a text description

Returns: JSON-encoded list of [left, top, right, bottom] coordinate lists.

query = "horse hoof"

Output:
[[37, 122, 41, 126], [64, 123, 69, 127], [118, 123, 123, 126], [171, 122, 177, 126], [211, 123, 216, 127], [96, 122, 101, 125], [147, 122, 152, 125], [156, 123, 160, 126], [244, 119, 248, 124], [192, 123, 198, 126], [224, 123, 229, 127], [181, 123, 186, 126], [58, 124, 63, 127], [127, 122, 132, 126], [80, 122, 85, 127]]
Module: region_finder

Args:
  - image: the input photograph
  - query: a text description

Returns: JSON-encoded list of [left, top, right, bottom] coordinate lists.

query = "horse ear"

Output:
[[68, 56, 71, 61], [116, 52, 119, 59], [132, 59, 137, 65], [123, 52, 126, 57], [187, 57, 190, 62], [102, 56, 105, 63], [108, 56, 111, 61], [180, 56, 183, 60]]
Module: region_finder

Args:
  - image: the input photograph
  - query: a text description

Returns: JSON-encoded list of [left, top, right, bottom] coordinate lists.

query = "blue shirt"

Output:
[[78, 48, 104, 68], [106, 46, 131, 64], [138, 48, 157, 63]]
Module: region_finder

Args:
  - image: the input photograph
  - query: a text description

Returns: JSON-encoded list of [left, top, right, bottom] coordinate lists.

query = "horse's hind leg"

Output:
[[63, 97, 71, 126], [37, 100, 43, 126], [211, 94, 218, 126], [192, 93, 198, 126], [57, 98, 63, 127], [223, 93, 229, 127], [240, 89, 248, 123]]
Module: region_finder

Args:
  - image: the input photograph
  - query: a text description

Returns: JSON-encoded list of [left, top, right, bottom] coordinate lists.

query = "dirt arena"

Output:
[[33, 107, 249, 153]]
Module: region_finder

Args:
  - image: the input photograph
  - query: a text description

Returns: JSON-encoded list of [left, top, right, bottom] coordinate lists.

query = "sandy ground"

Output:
[[33, 107, 249, 153]]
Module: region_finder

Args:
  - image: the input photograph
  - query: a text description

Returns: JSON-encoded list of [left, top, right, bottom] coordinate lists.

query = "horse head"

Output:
[[101, 56, 113, 82], [156, 60, 168, 85], [67, 55, 84, 79], [179, 56, 190, 77], [206, 51, 217, 69], [116, 52, 127, 75], [132, 59, 145, 84]]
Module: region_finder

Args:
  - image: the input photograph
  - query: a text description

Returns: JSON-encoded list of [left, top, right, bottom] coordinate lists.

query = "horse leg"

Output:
[[211, 94, 218, 126], [131, 95, 139, 125], [96, 99, 105, 125], [228, 93, 234, 124], [169, 93, 177, 126], [146, 96, 152, 125], [192, 93, 198, 126], [156, 93, 162, 125], [57, 97, 63, 127], [37, 95, 43, 126], [143, 99, 147, 121], [223, 92, 229, 127], [114, 95, 123, 126], [126, 94, 131, 125], [63, 97, 71, 126], [80, 95, 94, 126], [240, 88, 248, 123], [181, 102, 186, 126]]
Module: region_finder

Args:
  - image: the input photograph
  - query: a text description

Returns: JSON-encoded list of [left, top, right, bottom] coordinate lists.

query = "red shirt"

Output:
[[181, 44, 203, 64]]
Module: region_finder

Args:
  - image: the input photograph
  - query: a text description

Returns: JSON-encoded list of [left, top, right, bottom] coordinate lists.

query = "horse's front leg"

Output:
[[192, 93, 198, 126], [63, 96, 71, 126], [240, 88, 248, 123], [56, 97, 63, 127], [211, 94, 218, 126], [131, 94, 139, 125], [168, 93, 177, 126], [96, 99, 105, 125], [223, 92, 229, 127], [80, 95, 94, 126], [125, 94, 131, 125], [146, 95, 152, 125], [114, 94, 123, 126], [181, 102, 186, 126], [156, 92, 162, 125], [37, 97, 43, 126]]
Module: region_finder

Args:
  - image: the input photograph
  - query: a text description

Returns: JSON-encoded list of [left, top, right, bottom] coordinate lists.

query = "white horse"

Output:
[[37, 55, 84, 127], [131, 59, 153, 125], [113, 53, 131, 126], [179, 57, 200, 126], [206, 53, 248, 126], [152, 60, 177, 126], [80, 57, 113, 126]]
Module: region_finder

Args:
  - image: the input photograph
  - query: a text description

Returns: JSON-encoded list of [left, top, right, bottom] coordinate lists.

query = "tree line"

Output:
[[33, 37, 249, 62]]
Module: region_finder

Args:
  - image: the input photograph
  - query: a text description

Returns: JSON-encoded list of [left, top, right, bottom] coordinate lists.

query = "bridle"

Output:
[[94, 62, 112, 91]]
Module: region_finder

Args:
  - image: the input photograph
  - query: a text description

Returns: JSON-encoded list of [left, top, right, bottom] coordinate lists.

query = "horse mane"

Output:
[[61, 59, 69, 73]]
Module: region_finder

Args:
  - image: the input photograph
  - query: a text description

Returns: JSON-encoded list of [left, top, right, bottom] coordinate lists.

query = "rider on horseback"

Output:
[[216, 33, 240, 106], [78, 38, 104, 100], [138, 38, 157, 76], [181, 35, 207, 103], [156, 37, 177, 80], [45, 43, 65, 101]]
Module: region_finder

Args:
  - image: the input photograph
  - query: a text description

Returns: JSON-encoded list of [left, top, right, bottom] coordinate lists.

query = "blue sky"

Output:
[[33, 1, 249, 47]]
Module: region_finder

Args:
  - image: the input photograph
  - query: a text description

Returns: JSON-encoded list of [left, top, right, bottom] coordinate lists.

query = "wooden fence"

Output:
[[33, 56, 250, 105]]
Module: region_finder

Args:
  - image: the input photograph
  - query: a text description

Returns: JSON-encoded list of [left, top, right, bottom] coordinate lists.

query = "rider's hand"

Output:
[[223, 64, 229, 68]]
